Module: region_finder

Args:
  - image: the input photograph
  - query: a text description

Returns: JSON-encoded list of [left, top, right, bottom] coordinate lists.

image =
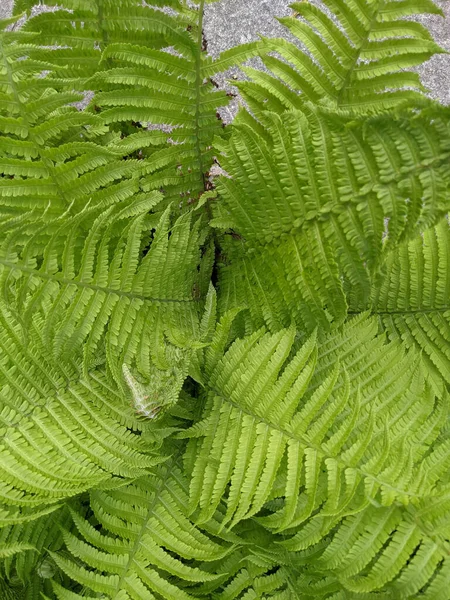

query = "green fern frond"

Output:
[[49, 461, 232, 599], [284, 498, 450, 598], [0, 194, 208, 381], [179, 312, 450, 597], [13, 0, 260, 210], [349, 216, 450, 391], [0, 303, 162, 523], [213, 105, 450, 331], [0, 505, 69, 587], [18, 0, 190, 59], [196, 530, 300, 599], [1, 1, 450, 597], [0, 23, 143, 227], [0, 577, 23, 600], [182, 311, 446, 534], [238, 0, 446, 114]]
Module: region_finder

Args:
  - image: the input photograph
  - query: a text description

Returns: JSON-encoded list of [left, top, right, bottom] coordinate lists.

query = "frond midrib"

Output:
[[207, 385, 426, 503], [194, 0, 207, 191], [111, 456, 183, 594], [335, 4, 381, 105], [0, 259, 197, 305], [97, 0, 110, 52], [350, 307, 450, 316]]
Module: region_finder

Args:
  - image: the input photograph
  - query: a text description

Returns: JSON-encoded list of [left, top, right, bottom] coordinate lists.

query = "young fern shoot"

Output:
[[122, 364, 162, 419]]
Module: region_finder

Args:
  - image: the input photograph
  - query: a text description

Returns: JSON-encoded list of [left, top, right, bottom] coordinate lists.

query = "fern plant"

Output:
[[0, 0, 449, 599], [11, 0, 259, 206], [212, 104, 450, 333], [234, 0, 446, 114]]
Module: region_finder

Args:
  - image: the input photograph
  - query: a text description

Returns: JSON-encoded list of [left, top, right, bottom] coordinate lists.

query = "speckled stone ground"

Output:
[[1, 0, 449, 110], [0, 0, 13, 18]]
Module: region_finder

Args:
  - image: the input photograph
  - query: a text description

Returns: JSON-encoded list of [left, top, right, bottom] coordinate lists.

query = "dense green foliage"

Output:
[[0, 0, 449, 598]]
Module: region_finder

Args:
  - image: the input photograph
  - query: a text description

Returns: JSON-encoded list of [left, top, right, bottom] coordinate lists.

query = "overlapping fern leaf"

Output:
[[236, 0, 446, 115], [0, 192, 210, 382], [348, 216, 450, 391], [1, 506, 67, 579], [48, 459, 234, 599], [213, 104, 450, 332], [0, 301, 162, 525], [181, 311, 450, 597], [183, 311, 444, 526], [14, 0, 194, 82], [47, 461, 309, 599], [0, 16, 144, 228], [14, 0, 259, 207], [0, 0, 449, 598], [0, 505, 72, 600]]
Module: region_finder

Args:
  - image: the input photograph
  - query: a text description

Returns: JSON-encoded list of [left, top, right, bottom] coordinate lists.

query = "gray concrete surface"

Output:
[[0, 0, 13, 18], [1, 0, 449, 109]]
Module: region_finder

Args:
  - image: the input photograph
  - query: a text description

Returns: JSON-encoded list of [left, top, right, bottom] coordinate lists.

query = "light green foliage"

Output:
[[182, 314, 450, 596], [348, 216, 450, 390], [237, 0, 446, 114], [50, 462, 233, 599], [0, 16, 143, 226], [214, 106, 450, 332], [0, 193, 208, 381], [0, 0, 449, 599], [13, 0, 259, 205], [0, 302, 161, 522]]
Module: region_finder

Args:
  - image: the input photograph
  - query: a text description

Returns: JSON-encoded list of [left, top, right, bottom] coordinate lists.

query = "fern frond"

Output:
[[285, 498, 450, 598], [196, 528, 301, 599], [182, 311, 446, 534], [349, 217, 450, 390], [214, 106, 450, 331], [0, 578, 23, 600], [0, 25, 143, 227], [2, 2, 450, 598], [15, 0, 260, 209], [0, 505, 69, 587], [239, 0, 446, 114], [0, 303, 161, 523], [49, 461, 232, 599], [0, 194, 208, 381], [179, 311, 450, 597], [18, 0, 190, 59]]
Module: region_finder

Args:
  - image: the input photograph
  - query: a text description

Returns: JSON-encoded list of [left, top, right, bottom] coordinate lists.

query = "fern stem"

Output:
[[0, 259, 197, 304], [97, 0, 109, 52], [336, 1, 385, 106], [195, 0, 206, 190], [193, 0, 222, 286], [348, 308, 449, 316]]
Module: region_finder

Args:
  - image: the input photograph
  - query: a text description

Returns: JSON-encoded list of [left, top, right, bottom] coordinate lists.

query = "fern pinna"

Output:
[[0, 0, 449, 599]]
